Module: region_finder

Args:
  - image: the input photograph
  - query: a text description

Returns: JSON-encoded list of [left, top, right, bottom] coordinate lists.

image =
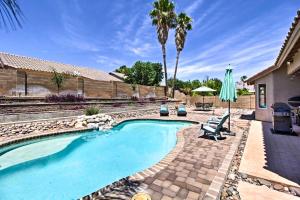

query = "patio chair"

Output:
[[160, 104, 169, 116], [208, 111, 229, 123], [177, 104, 187, 116], [201, 113, 229, 141]]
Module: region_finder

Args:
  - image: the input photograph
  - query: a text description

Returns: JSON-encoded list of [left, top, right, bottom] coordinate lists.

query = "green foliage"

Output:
[[51, 69, 66, 94], [124, 61, 163, 86], [85, 107, 100, 116], [115, 65, 130, 74], [168, 77, 222, 96], [203, 78, 222, 94], [237, 88, 252, 96], [175, 13, 192, 52], [0, 0, 23, 30]]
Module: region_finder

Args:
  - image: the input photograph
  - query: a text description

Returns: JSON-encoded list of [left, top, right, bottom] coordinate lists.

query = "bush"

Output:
[[149, 97, 156, 102], [85, 107, 100, 116], [45, 94, 85, 102], [131, 96, 139, 101]]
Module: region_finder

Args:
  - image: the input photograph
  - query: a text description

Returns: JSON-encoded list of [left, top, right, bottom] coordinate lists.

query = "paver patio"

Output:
[[239, 120, 300, 187], [83, 111, 250, 200]]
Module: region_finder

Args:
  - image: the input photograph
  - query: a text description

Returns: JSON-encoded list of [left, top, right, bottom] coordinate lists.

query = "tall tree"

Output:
[[0, 0, 23, 30], [150, 0, 176, 96], [172, 13, 192, 97], [125, 61, 163, 86]]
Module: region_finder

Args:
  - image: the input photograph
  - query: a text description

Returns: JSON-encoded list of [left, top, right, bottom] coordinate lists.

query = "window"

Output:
[[258, 84, 266, 108]]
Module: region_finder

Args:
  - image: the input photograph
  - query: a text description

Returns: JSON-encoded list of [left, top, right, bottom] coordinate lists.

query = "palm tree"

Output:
[[150, 0, 176, 96], [0, 0, 23, 30], [240, 75, 247, 88], [172, 12, 192, 98]]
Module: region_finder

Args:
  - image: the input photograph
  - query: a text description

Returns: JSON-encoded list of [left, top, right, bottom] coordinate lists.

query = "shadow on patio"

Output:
[[239, 120, 300, 187]]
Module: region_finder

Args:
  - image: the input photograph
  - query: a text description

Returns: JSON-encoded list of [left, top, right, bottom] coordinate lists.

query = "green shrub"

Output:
[[85, 107, 100, 116]]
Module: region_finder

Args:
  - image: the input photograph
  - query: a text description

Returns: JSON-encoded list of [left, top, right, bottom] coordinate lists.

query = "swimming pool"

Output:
[[0, 120, 192, 200]]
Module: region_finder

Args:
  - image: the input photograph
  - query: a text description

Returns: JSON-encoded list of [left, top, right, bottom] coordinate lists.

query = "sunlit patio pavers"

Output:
[[83, 111, 250, 200]]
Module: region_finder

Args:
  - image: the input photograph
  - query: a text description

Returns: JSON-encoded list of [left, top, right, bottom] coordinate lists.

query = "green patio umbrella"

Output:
[[219, 65, 237, 132]]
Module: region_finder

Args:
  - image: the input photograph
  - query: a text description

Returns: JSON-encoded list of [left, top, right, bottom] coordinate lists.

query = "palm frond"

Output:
[[0, 0, 23, 30]]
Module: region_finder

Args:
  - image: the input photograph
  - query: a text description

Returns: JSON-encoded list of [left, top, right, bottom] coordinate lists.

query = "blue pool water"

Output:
[[0, 120, 191, 200]]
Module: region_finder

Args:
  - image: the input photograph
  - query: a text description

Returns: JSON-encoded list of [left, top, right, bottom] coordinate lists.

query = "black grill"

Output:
[[272, 103, 292, 133]]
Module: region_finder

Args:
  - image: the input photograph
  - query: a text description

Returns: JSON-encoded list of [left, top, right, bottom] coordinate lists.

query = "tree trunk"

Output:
[[162, 44, 168, 97], [172, 51, 180, 98]]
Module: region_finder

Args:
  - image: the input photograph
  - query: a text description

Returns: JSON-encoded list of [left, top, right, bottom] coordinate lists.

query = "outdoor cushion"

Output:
[[178, 107, 185, 112]]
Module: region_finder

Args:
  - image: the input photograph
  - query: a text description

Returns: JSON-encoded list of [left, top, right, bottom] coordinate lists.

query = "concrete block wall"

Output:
[[0, 68, 166, 98]]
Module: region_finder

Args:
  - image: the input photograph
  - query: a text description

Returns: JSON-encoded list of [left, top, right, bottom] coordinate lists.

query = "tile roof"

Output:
[[0, 52, 121, 82], [247, 10, 300, 84], [275, 9, 300, 65]]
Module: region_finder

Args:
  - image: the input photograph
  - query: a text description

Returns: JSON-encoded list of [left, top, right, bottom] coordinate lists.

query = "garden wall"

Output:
[[0, 68, 166, 98]]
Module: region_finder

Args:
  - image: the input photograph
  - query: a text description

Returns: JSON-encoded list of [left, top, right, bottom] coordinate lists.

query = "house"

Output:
[[0, 52, 122, 98], [247, 10, 300, 122]]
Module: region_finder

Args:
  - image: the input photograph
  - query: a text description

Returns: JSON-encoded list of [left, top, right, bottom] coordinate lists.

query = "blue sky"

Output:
[[1, 0, 300, 81]]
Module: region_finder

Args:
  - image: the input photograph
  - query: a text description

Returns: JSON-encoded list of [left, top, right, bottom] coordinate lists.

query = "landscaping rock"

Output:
[[228, 173, 236, 181], [273, 184, 284, 191], [257, 179, 272, 187], [289, 187, 300, 196]]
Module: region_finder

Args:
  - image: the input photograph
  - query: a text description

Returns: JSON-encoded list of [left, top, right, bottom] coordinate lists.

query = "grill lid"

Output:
[[271, 102, 291, 112], [288, 96, 300, 107]]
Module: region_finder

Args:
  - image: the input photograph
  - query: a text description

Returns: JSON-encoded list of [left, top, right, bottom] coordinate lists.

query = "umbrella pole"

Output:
[[228, 101, 231, 132], [203, 95, 204, 110]]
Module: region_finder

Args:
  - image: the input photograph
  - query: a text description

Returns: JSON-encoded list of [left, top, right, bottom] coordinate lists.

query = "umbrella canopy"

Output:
[[219, 65, 237, 132], [219, 67, 237, 102], [193, 86, 216, 111], [193, 86, 216, 92]]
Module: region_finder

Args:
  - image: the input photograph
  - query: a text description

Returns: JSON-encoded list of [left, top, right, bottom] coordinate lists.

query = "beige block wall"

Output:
[[273, 65, 300, 104], [0, 67, 17, 96], [190, 95, 256, 109], [84, 79, 113, 98], [0, 68, 166, 98]]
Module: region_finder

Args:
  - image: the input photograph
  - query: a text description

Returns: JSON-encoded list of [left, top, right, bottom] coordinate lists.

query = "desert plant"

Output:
[[45, 94, 85, 103], [149, 97, 156, 102], [131, 96, 139, 101], [85, 107, 100, 116], [51, 69, 66, 94]]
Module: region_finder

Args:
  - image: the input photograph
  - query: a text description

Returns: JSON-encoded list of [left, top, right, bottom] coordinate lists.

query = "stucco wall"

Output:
[[273, 64, 300, 104], [254, 73, 274, 122]]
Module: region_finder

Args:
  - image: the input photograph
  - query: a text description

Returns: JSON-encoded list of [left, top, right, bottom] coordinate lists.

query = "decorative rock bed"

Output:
[[0, 108, 164, 140], [75, 114, 116, 130]]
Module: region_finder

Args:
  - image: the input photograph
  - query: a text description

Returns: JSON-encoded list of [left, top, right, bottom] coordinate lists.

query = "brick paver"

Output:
[[84, 112, 250, 200]]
